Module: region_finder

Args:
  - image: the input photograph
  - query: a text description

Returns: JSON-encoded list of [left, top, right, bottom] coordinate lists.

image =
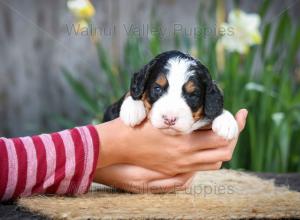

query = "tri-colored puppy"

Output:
[[103, 50, 238, 139]]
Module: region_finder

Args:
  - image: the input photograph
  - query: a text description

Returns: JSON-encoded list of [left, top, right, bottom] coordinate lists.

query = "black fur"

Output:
[[102, 94, 126, 122], [130, 50, 189, 100], [182, 75, 205, 112], [102, 50, 223, 122], [191, 61, 224, 119], [204, 81, 223, 119]]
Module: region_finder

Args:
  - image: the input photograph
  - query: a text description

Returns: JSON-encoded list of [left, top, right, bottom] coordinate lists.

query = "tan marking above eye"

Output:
[[155, 74, 168, 87], [184, 81, 196, 93]]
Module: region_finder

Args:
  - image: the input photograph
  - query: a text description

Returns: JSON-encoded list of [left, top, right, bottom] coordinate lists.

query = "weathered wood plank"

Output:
[[0, 0, 299, 136]]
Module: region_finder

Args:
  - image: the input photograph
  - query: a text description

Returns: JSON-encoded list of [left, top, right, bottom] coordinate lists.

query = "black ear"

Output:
[[130, 59, 157, 100], [193, 59, 224, 120], [204, 81, 224, 120]]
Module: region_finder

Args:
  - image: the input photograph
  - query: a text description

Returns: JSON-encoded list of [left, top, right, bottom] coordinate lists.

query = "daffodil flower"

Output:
[[67, 0, 95, 20], [218, 9, 262, 54], [272, 112, 285, 126], [75, 20, 89, 31]]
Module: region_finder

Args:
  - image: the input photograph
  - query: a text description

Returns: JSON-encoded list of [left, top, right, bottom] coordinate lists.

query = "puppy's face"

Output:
[[129, 51, 223, 135], [142, 58, 204, 134]]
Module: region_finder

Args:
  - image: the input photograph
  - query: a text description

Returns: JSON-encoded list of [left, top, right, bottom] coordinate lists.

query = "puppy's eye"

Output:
[[188, 93, 199, 98], [153, 86, 163, 94]]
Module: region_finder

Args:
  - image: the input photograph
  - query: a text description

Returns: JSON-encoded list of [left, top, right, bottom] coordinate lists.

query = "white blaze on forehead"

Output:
[[149, 57, 200, 133], [165, 57, 196, 96]]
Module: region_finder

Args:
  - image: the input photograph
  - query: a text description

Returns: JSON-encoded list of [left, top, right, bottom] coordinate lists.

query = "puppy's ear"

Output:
[[130, 59, 156, 100], [193, 60, 224, 120], [204, 81, 224, 120]]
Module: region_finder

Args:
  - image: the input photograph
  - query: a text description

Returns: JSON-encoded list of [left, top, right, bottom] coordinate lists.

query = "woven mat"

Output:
[[18, 169, 300, 219]]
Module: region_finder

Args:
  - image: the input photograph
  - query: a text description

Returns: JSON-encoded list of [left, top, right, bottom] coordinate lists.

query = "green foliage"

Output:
[[64, 1, 300, 172], [213, 4, 300, 172]]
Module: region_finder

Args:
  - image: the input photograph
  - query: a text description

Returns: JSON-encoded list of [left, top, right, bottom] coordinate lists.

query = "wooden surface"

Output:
[[0, 0, 299, 137], [0, 0, 201, 137], [0, 173, 299, 220]]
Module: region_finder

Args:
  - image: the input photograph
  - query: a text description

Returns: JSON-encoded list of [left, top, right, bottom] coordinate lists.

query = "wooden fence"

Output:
[[0, 0, 298, 136]]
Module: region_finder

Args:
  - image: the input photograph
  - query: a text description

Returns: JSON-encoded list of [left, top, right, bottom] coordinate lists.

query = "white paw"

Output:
[[212, 110, 238, 140], [120, 96, 146, 127]]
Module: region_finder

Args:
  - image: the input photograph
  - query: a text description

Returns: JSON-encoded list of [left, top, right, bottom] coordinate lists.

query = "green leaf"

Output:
[[62, 67, 99, 114], [258, 0, 271, 19], [274, 11, 291, 46], [96, 42, 122, 98], [174, 33, 181, 49], [261, 23, 271, 58], [149, 33, 161, 56], [287, 28, 300, 68]]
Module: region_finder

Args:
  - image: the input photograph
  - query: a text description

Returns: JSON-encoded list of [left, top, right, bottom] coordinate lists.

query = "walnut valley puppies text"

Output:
[[65, 23, 234, 39]]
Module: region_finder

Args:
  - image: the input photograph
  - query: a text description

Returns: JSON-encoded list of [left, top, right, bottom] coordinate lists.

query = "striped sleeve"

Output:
[[0, 125, 100, 201]]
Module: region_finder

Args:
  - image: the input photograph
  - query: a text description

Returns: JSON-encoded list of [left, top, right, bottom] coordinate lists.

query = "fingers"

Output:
[[113, 171, 196, 194], [188, 145, 234, 164], [186, 130, 230, 151], [185, 108, 248, 152], [183, 162, 223, 173], [235, 109, 248, 132], [147, 172, 195, 193], [93, 164, 169, 185], [121, 165, 170, 181], [189, 109, 247, 164], [167, 161, 222, 175]]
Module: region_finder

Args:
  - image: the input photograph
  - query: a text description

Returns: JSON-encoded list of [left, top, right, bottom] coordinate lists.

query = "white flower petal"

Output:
[[67, 0, 95, 19], [67, 0, 89, 11], [245, 82, 265, 92], [272, 112, 285, 126], [228, 10, 244, 26], [243, 13, 261, 30], [219, 9, 262, 54]]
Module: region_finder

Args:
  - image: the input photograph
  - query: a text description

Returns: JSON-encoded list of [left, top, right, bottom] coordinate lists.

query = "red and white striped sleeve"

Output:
[[0, 125, 100, 201]]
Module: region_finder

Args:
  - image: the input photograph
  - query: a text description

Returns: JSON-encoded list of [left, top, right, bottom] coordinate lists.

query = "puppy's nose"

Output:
[[162, 115, 177, 126]]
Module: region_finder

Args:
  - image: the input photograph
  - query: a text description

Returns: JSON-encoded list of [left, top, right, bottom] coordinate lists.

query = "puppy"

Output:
[[103, 50, 238, 139]]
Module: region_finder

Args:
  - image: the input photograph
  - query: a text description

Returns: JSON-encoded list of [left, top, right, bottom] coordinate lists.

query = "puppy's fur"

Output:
[[103, 50, 238, 139]]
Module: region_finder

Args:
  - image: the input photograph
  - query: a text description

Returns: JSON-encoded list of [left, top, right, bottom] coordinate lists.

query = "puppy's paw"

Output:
[[120, 96, 146, 127], [212, 110, 238, 140]]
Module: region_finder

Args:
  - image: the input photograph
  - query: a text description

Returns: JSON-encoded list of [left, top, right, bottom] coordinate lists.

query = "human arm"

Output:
[[0, 109, 247, 200], [0, 125, 99, 201]]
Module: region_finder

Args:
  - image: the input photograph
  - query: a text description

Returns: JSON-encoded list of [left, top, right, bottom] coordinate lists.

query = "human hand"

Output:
[[93, 164, 195, 193], [96, 109, 248, 176]]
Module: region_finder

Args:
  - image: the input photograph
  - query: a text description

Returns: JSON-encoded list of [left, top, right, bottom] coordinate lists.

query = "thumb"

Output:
[[235, 109, 248, 132]]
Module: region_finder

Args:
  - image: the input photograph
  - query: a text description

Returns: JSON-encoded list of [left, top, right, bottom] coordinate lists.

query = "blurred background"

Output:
[[0, 0, 299, 172]]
